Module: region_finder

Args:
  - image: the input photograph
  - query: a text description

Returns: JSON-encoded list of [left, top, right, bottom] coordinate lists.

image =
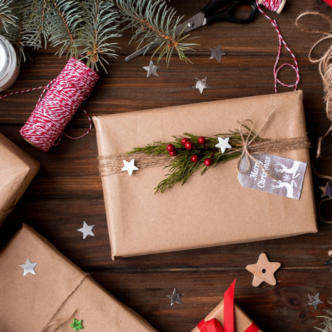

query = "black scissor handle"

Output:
[[201, 0, 257, 25]]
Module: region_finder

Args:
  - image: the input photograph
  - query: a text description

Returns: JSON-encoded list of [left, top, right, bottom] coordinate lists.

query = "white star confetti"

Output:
[[19, 258, 37, 276], [167, 288, 184, 306], [78, 221, 95, 239], [209, 45, 226, 62], [192, 77, 209, 94], [143, 61, 160, 77], [121, 159, 139, 176], [307, 293, 323, 310], [215, 137, 232, 153]]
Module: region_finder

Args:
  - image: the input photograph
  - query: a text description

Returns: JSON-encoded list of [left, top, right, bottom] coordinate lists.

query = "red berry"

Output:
[[185, 141, 193, 150], [181, 137, 189, 146], [191, 154, 199, 163], [204, 158, 212, 167], [167, 144, 175, 152], [198, 136, 206, 145], [169, 150, 176, 156]]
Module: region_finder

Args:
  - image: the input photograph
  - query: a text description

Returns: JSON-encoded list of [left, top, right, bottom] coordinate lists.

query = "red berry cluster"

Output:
[[166, 136, 213, 167]]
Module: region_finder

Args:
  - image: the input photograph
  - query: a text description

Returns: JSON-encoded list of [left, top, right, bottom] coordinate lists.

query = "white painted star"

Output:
[[121, 159, 139, 176], [78, 221, 95, 239], [19, 258, 37, 276], [143, 61, 160, 77], [215, 137, 232, 153], [192, 77, 209, 94]]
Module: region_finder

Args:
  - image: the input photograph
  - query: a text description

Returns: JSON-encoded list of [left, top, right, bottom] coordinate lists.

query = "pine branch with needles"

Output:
[[115, 0, 198, 66], [0, 0, 17, 32]]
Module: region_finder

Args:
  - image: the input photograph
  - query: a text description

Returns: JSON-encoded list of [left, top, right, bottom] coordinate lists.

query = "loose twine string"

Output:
[[98, 110, 310, 179], [257, 0, 300, 93], [296, 12, 332, 223], [0, 57, 99, 152]]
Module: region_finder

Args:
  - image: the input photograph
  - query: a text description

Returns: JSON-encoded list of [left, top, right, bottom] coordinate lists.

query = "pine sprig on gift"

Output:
[[115, 0, 198, 66], [78, 0, 120, 72], [129, 131, 259, 193]]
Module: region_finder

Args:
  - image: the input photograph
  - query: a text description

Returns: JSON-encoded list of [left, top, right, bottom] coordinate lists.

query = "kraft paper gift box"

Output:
[[0, 224, 157, 332], [191, 281, 262, 332], [93, 91, 317, 259], [0, 133, 39, 225]]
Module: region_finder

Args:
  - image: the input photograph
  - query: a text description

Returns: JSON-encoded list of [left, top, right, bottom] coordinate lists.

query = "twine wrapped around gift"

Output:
[[40, 275, 88, 332], [98, 110, 310, 183], [296, 12, 332, 223]]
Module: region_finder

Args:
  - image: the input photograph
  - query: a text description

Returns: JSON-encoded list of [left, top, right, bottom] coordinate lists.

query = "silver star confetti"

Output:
[[307, 293, 323, 310], [143, 61, 160, 77], [19, 258, 37, 276], [192, 77, 209, 94], [167, 288, 184, 306], [320, 182, 332, 198], [209, 45, 226, 62], [215, 137, 232, 153], [78, 221, 95, 239], [121, 159, 139, 176]]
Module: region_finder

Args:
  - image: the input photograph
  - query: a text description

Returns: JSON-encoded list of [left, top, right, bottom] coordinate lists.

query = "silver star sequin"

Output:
[[319, 182, 332, 198], [78, 221, 95, 239], [209, 45, 226, 62], [143, 61, 160, 77], [167, 288, 183, 306], [19, 258, 38, 276], [307, 293, 323, 310], [192, 77, 209, 94]]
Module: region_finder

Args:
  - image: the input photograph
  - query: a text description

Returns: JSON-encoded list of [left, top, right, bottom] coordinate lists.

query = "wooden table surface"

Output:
[[1, 1, 332, 331]]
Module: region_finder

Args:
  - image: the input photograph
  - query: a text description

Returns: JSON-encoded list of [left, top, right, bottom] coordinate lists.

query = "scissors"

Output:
[[125, 0, 257, 61]]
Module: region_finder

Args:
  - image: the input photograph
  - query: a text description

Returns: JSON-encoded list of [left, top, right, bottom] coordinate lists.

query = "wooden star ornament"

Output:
[[246, 253, 281, 287]]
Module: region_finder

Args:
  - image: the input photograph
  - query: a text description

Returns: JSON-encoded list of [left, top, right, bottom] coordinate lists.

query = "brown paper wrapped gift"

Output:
[[0, 133, 39, 225], [191, 281, 262, 332], [0, 224, 157, 332], [93, 91, 317, 259]]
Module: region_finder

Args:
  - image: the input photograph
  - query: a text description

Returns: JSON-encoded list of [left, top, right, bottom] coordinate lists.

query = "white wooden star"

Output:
[[19, 258, 37, 276], [143, 61, 160, 77], [121, 159, 139, 176], [192, 77, 209, 94], [215, 137, 232, 153], [78, 221, 95, 239]]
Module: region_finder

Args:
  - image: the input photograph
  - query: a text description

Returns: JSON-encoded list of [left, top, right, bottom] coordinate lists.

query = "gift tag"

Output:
[[237, 154, 307, 200]]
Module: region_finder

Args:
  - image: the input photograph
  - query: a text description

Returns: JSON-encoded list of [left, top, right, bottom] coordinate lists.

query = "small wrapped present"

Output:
[[93, 91, 317, 259], [191, 281, 262, 332], [0, 224, 157, 332], [0, 133, 39, 225]]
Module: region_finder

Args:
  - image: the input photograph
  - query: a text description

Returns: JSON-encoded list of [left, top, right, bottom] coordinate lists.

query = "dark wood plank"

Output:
[[90, 269, 332, 332]]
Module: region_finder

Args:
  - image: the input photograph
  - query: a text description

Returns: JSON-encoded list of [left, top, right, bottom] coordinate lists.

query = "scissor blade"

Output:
[[125, 12, 205, 61], [125, 42, 160, 61]]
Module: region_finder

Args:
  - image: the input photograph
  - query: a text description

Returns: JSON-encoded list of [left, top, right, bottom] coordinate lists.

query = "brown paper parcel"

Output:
[[0, 133, 39, 225], [191, 300, 262, 332], [93, 91, 317, 259], [0, 224, 158, 332]]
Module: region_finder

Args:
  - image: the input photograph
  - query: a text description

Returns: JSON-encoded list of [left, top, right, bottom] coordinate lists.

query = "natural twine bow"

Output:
[[98, 109, 310, 182], [296, 12, 332, 223]]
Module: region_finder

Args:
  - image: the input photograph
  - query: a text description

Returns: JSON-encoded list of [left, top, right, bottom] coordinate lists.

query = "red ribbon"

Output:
[[197, 280, 260, 332]]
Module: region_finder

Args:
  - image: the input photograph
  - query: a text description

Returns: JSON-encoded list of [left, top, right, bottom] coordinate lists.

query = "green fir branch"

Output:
[[46, 0, 82, 58], [78, 0, 121, 72], [128, 131, 256, 193], [0, 0, 17, 32], [115, 0, 198, 66]]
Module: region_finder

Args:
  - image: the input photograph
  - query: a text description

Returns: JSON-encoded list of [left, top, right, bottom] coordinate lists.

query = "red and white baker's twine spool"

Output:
[[19, 57, 99, 152], [257, 0, 300, 93]]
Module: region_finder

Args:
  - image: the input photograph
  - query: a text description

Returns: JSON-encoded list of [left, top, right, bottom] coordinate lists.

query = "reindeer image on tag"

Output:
[[237, 154, 307, 200]]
